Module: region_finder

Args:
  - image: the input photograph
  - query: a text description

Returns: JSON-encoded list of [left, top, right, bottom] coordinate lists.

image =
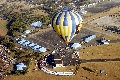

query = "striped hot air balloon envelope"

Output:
[[52, 8, 83, 43]]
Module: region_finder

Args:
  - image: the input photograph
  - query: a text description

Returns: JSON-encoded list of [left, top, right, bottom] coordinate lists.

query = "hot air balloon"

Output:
[[52, 8, 83, 43]]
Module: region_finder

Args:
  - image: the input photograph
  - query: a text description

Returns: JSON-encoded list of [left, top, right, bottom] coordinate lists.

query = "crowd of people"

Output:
[[41, 67, 75, 76], [37, 44, 80, 76], [0, 45, 17, 79]]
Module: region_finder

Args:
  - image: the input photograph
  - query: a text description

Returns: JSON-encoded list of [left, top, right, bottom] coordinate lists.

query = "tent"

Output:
[[85, 38, 90, 43], [38, 47, 47, 52], [17, 39, 47, 52], [28, 43, 36, 47], [84, 35, 96, 43], [30, 21, 43, 27], [18, 40, 27, 44], [23, 41, 31, 46], [16, 63, 27, 70], [101, 40, 109, 44], [78, 9, 87, 14], [33, 45, 41, 50], [71, 43, 81, 49], [24, 30, 31, 34], [48, 24, 51, 27]]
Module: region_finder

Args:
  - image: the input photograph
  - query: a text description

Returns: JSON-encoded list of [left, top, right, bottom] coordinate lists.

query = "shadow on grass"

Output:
[[82, 67, 94, 72], [6, 19, 15, 36], [80, 58, 120, 63]]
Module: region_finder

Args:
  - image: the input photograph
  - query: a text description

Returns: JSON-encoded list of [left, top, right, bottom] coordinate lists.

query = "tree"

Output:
[[7, 42, 16, 50], [8, 52, 15, 57], [33, 52, 44, 60], [12, 31, 19, 37], [14, 71, 21, 75], [1, 35, 12, 46]]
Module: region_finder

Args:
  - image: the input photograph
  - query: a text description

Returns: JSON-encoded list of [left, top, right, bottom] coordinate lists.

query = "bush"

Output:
[[14, 71, 21, 75]]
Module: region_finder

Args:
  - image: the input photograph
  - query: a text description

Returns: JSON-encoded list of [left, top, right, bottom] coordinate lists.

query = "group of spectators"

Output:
[[37, 45, 76, 76], [41, 67, 74, 76], [0, 45, 17, 79]]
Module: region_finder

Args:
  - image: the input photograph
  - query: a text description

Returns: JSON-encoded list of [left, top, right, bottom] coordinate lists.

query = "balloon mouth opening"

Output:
[[64, 40, 70, 43]]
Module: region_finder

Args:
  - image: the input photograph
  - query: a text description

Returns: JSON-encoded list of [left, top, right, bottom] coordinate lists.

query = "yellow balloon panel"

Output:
[[67, 12, 72, 42]]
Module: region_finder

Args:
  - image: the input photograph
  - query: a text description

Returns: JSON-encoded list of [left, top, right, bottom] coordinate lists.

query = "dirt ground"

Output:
[[89, 15, 119, 27]]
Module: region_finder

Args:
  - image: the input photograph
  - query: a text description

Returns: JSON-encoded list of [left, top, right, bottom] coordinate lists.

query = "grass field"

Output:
[[5, 62, 120, 80], [5, 42, 120, 80], [0, 18, 8, 36], [80, 42, 120, 59]]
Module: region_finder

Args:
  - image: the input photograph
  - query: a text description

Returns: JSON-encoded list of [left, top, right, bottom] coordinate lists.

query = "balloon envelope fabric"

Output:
[[52, 9, 83, 43]]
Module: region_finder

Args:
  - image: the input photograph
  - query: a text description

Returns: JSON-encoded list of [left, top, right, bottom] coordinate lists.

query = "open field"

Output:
[[85, 0, 120, 13], [82, 2, 120, 40], [5, 42, 120, 80], [89, 15, 119, 27], [0, 18, 8, 37], [5, 62, 120, 80], [80, 42, 120, 59], [83, 7, 120, 24]]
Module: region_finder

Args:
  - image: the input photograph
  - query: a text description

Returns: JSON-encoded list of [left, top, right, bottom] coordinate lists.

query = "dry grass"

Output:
[[95, 33, 117, 40], [102, 35, 118, 40], [78, 62, 120, 80], [80, 42, 120, 59], [5, 62, 120, 80], [83, 7, 120, 23], [5, 43, 120, 80], [0, 18, 8, 36]]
